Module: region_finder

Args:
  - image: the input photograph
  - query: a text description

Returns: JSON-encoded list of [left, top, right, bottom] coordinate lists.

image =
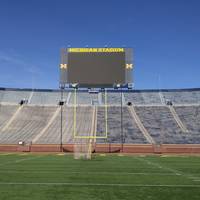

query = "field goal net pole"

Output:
[[120, 86, 124, 152], [60, 86, 64, 152], [73, 88, 108, 159]]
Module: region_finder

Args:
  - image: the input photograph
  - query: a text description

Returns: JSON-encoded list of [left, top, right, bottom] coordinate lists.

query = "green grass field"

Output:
[[0, 153, 200, 200]]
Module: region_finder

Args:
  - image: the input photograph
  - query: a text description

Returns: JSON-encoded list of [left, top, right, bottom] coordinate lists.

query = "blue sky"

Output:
[[0, 0, 200, 89]]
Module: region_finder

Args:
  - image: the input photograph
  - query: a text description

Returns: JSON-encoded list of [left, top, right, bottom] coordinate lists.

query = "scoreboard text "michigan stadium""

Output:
[[68, 48, 124, 53]]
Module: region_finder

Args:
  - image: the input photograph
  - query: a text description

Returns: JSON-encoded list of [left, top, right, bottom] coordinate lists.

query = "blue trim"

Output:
[[0, 87, 200, 93]]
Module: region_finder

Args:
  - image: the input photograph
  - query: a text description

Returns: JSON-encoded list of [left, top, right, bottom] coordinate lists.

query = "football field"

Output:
[[0, 153, 200, 200]]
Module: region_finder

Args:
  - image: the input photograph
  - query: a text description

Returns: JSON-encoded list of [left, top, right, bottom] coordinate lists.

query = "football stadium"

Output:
[[1, 1, 200, 199], [0, 47, 200, 199]]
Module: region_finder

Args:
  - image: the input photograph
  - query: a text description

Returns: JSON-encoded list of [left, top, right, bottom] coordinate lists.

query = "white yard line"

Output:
[[0, 156, 42, 166], [0, 182, 199, 187], [0, 153, 14, 156], [133, 157, 181, 175], [134, 157, 200, 182], [0, 171, 180, 176]]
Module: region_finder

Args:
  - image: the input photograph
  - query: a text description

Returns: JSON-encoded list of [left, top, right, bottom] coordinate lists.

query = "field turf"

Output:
[[0, 153, 200, 200]]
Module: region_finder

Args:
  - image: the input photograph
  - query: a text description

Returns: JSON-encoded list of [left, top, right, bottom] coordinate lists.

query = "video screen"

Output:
[[67, 50, 125, 87]]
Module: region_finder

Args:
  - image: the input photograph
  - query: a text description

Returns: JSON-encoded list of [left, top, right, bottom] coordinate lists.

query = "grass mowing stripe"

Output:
[[0, 182, 200, 187], [0, 171, 181, 176]]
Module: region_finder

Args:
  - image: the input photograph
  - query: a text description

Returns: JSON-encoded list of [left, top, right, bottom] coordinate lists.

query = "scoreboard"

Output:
[[60, 48, 133, 88]]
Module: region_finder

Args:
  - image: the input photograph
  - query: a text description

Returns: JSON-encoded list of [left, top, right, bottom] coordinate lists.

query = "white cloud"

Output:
[[0, 51, 42, 76]]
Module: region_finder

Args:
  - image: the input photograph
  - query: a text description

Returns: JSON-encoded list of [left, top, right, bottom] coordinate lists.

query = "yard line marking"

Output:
[[0, 153, 14, 156], [133, 157, 181, 175], [0, 171, 181, 176], [134, 157, 200, 182], [0, 156, 43, 166], [191, 177, 200, 181], [0, 182, 200, 187]]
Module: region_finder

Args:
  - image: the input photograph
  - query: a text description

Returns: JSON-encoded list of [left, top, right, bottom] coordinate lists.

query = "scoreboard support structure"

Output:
[[59, 47, 134, 156]]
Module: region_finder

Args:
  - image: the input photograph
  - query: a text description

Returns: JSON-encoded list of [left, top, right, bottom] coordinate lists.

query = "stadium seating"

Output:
[[106, 93, 125, 105], [96, 106, 148, 144], [174, 106, 200, 132], [124, 91, 162, 105], [0, 88, 200, 145], [0, 105, 19, 129], [35, 106, 93, 144], [0, 90, 30, 104], [0, 105, 56, 144], [174, 106, 200, 143], [135, 106, 200, 144], [162, 90, 200, 105], [29, 91, 62, 105], [69, 92, 99, 105]]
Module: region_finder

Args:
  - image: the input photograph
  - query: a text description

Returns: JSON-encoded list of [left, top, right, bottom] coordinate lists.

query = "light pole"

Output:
[[117, 84, 124, 152], [60, 86, 64, 152], [120, 86, 124, 152]]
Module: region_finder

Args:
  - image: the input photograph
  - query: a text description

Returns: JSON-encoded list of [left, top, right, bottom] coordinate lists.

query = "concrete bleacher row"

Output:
[[0, 105, 148, 144], [135, 106, 200, 144], [0, 103, 200, 144], [1, 88, 200, 105], [96, 106, 148, 144], [0, 105, 56, 144]]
